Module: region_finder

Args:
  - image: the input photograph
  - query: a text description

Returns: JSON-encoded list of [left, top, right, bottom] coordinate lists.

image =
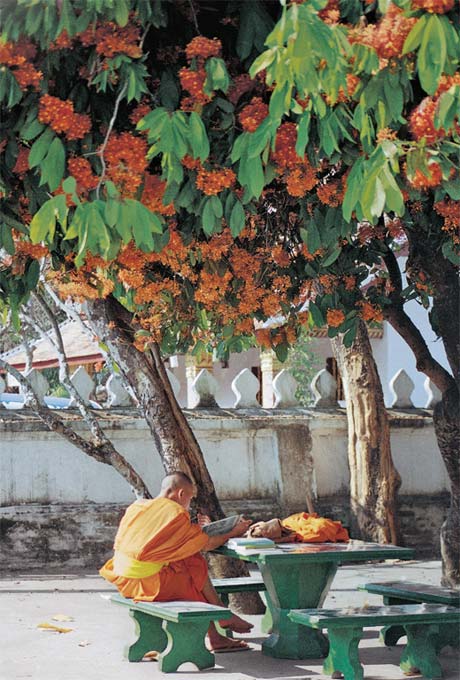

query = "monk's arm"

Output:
[[202, 518, 252, 551]]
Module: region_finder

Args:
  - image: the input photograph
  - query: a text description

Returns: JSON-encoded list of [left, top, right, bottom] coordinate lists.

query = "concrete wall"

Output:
[[0, 407, 450, 571]]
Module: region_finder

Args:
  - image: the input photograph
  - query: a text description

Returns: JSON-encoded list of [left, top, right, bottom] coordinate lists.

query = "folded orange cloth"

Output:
[[281, 512, 349, 543]]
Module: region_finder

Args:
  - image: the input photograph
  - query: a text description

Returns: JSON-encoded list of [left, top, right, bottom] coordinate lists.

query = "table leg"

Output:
[[400, 623, 442, 680], [259, 559, 337, 659]]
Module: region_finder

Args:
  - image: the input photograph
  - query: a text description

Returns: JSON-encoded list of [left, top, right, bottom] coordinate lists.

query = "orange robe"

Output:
[[281, 512, 349, 543], [100, 498, 209, 602]]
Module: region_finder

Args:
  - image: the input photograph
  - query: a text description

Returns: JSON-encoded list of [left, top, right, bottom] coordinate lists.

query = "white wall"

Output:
[[0, 409, 449, 512]]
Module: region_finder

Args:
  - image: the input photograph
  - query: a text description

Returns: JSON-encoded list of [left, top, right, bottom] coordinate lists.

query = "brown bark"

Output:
[[332, 320, 401, 544], [384, 247, 460, 586], [84, 296, 265, 612]]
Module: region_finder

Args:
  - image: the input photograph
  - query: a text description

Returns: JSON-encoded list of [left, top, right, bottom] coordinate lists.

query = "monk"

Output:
[[100, 471, 254, 652]]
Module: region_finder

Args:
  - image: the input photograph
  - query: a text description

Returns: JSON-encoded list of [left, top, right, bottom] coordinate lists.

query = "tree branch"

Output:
[[383, 249, 456, 395], [96, 81, 128, 199]]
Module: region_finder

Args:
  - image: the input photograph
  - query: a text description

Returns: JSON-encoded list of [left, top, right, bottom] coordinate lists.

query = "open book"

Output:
[[201, 514, 243, 537]]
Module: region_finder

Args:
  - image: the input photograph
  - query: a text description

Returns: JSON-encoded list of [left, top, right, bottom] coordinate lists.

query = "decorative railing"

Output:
[[0, 365, 442, 411]]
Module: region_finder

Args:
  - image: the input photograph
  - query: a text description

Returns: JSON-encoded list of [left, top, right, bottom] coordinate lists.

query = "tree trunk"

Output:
[[384, 246, 460, 586], [85, 296, 265, 612], [332, 321, 401, 544]]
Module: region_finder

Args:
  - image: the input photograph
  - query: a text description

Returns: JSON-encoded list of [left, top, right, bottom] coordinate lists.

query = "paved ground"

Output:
[[1, 560, 458, 680]]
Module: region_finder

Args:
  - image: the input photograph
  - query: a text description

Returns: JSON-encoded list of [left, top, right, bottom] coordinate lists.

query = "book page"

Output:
[[202, 515, 242, 537]]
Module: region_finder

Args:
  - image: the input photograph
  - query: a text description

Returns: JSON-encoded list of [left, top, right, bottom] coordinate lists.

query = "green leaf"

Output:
[[104, 200, 121, 227], [418, 15, 447, 95], [114, 0, 129, 26], [296, 109, 311, 157], [205, 58, 230, 94], [309, 301, 325, 327], [403, 15, 427, 55], [189, 112, 210, 160], [26, 259, 40, 290], [29, 199, 56, 243], [322, 246, 342, 267], [39, 136, 65, 191], [62, 176, 77, 194], [229, 199, 245, 237], [306, 222, 322, 254], [274, 342, 289, 362], [28, 128, 55, 168], [202, 199, 217, 236]]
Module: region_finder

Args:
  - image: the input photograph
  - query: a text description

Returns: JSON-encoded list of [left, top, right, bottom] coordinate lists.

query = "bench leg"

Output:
[[380, 624, 405, 646], [323, 627, 364, 680], [159, 619, 215, 673], [400, 624, 442, 680], [126, 610, 168, 661]]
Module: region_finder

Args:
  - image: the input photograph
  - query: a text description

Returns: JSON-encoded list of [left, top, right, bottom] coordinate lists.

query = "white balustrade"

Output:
[[231, 368, 260, 408], [424, 377, 442, 408], [191, 369, 218, 407], [310, 369, 337, 407], [22, 368, 49, 403], [166, 368, 181, 400], [390, 369, 415, 408], [273, 369, 299, 408], [106, 374, 132, 407], [69, 366, 95, 406]]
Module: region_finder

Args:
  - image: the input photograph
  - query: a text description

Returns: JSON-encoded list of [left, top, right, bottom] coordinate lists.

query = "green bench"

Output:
[[212, 575, 266, 605], [110, 593, 231, 672], [358, 581, 460, 649], [288, 603, 460, 680]]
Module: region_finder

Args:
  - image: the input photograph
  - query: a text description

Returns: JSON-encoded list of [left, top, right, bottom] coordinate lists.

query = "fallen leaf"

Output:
[[52, 614, 74, 622], [37, 622, 73, 633], [78, 640, 91, 647]]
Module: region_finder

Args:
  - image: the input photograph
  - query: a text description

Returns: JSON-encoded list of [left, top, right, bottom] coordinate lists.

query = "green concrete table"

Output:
[[215, 541, 414, 660]]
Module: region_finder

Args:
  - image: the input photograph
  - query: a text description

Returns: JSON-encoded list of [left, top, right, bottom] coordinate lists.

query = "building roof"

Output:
[[0, 321, 102, 370]]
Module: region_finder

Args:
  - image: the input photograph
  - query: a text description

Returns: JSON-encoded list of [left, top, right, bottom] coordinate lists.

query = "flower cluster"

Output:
[[409, 97, 445, 143], [79, 21, 142, 58], [434, 198, 460, 244], [411, 0, 455, 11], [185, 37, 222, 62], [12, 146, 30, 177], [68, 157, 99, 194], [38, 95, 91, 140], [179, 67, 210, 106], [316, 177, 345, 207], [272, 123, 318, 197], [129, 100, 152, 126], [326, 308, 346, 327], [14, 241, 49, 259], [406, 159, 443, 189], [238, 97, 268, 133], [196, 166, 236, 195], [141, 174, 176, 216], [0, 40, 42, 90], [349, 4, 416, 61], [104, 132, 148, 196], [359, 300, 383, 323]]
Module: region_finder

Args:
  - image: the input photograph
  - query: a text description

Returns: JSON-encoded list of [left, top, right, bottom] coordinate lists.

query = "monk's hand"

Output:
[[229, 517, 252, 537], [197, 513, 211, 527]]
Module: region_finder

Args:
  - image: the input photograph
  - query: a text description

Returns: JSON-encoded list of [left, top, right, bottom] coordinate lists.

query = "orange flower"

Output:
[[79, 21, 142, 58], [179, 67, 211, 105], [409, 98, 445, 143], [141, 174, 175, 216], [38, 95, 90, 140], [185, 37, 222, 62], [238, 97, 268, 133], [196, 166, 236, 195], [12, 146, 29, 177], [68, 157, 98, 194], [411, 0, 454, 12], [359, 300, 384, 323], [406, 161, 443, 189], [326, 308, 345, 328], [285, 165, 318, 197]]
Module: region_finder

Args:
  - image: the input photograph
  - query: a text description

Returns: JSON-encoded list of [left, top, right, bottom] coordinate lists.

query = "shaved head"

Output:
[[159, 471, 195, 510], [160, 471, 194, 493]]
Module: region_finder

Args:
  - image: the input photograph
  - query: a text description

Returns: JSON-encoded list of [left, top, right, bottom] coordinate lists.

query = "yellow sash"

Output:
[[113, 551, 167, 578]]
